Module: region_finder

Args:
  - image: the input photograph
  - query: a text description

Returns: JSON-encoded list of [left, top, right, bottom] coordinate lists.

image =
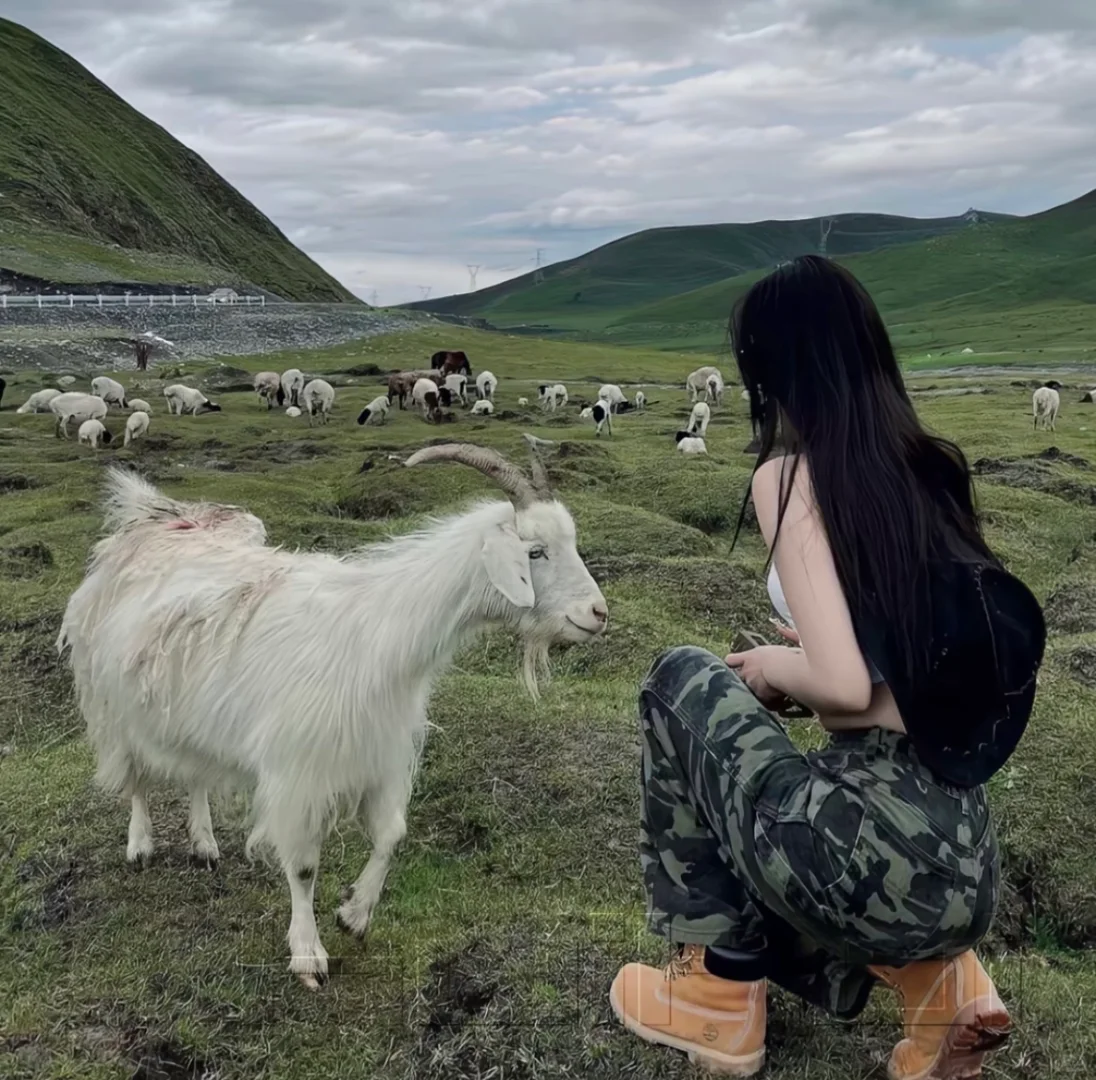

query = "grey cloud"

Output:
[[801, 0, 1096, 36]]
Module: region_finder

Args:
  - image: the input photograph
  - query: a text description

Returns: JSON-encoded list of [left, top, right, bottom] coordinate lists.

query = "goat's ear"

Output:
[[481, 523, 535, 608]]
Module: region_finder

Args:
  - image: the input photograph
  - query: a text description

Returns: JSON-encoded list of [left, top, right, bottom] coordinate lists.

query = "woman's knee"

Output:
[[641, 645, 724, 704]]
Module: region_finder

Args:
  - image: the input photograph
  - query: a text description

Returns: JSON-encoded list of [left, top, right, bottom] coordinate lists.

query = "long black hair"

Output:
[[729, 255, 995, 681]]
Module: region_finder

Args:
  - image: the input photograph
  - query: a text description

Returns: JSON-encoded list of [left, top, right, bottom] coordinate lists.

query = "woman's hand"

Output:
[[725, 645, 788, 706], [770, 620, 801, 646]]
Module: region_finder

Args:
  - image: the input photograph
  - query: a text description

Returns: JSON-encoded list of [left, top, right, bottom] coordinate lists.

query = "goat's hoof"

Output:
[[189, 852, 219, 872], [127, 853, 150, 870], [335, 903, 371, 940]]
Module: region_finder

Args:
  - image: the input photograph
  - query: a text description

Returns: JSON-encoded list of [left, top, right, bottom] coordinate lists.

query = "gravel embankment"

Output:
[[0, 304, 425, 372]]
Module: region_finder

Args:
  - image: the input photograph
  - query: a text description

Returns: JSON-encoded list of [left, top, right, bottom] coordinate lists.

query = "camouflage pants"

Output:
[[640, 646, 1000, 1020]]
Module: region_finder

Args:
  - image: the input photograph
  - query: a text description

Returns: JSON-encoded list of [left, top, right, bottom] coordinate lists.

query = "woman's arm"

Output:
[[732, 456, 872, 715]]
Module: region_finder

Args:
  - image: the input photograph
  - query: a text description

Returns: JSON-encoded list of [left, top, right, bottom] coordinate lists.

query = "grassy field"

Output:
[[0, 19, 355, 302], [3, 325, 1096, 1079]]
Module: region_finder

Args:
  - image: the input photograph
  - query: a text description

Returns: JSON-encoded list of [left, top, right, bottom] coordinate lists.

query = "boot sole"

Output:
[[608, 982, 765, 1077], [889, 997, 1012, 1080]]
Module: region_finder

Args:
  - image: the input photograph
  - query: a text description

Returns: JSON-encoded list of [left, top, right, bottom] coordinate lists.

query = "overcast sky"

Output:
[[8, 1, 1096, 303]]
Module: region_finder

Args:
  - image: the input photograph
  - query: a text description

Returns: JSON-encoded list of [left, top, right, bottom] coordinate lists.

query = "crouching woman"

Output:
[[610, 256, 1045, 1080]]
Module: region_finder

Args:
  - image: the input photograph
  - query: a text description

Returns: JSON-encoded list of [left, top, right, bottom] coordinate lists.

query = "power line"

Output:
[[467, 264, 481, 292]]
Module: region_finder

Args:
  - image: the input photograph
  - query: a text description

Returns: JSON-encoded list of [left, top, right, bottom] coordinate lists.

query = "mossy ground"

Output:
[[2, 326, 1095, 1078]]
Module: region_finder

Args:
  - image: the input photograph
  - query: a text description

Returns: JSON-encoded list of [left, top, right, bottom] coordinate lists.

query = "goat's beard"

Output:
[[521, 637, 552, 699]]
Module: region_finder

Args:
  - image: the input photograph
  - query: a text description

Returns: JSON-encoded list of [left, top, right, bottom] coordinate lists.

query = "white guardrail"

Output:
[[0, 293, 266, 309]]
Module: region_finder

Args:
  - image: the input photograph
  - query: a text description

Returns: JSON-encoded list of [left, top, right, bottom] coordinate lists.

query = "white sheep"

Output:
[[281, 369, 305, 408], [57, 445, 608, 987], [127, 399, 152, 414], [286, 406, 302, 418], [444, 374, 468, 405], [589, 400, 613, 437], [1033, 386, 1060, 431], [255, 371, 285, 409], [412, 377, 444, 421], [538, 384, 568, 411], [356, 395, 390, 427], [91, 377, 128, 410], [675, 431, 707, 455], [688, 401, 711, 437], [686, 366, 721, 403], [164, 385, 222, 416], [579, 407, 593, 420], [302, 379, 335, 426], [50, 392, 108, 438], [57, 375, 77, 386], [78, 419, 113, 449], [634, 391, 647, 411], [705, 372, 725, 406], [124, 411, 150, 447], [518, 397, 530, 407], [471, 399, 494, 416], [16, 388, 62, 414], [476, 371, 498, 403], [598, 384, 627, 413]]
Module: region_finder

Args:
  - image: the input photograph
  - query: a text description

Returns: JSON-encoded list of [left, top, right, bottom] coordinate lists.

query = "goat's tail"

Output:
[[102, 466, 183, 532]]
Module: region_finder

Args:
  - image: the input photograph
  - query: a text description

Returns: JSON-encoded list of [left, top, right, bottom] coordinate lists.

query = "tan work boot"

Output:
[[870, 951, 1011, 1080], [609, 944, 766, 1076]]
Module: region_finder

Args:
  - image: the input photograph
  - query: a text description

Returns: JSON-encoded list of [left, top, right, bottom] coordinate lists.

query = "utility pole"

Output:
[[418, 285, 432, 301], [819, 217, 835, 256], [533, 248, 546, 286], [467, 264, 481, 292]]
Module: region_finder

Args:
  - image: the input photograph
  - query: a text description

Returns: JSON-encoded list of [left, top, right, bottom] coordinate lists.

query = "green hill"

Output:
[[608, 187, 1096, 355], [0, 18, 356, 302], [407, 210, 1011, 331]]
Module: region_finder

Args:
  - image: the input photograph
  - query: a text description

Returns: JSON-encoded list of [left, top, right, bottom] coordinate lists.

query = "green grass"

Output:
[[0, 19, 356, 302], [3, 327, 1096, 1078]]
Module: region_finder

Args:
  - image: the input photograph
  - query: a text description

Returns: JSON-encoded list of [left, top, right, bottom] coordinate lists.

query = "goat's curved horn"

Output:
[[521, 433, 555, 498], [404, 443, 537, 508]]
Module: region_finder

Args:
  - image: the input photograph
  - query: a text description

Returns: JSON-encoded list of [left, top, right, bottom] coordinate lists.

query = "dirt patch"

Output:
[[973, 455, 1096, 507], [1044, 585, 1096, 635], [1067, 646, 1096, 689], [0, 541, 54, 579], [130, 1040, 220, 1080], [235, 440, 334, 465], [0, 473, 40, 493], [421, 942, 499, 1039], [333, 489, 414, 520], [1036, 446, 1091, 469], [334, 362, 386, 377], [13, 854, 81, 930]]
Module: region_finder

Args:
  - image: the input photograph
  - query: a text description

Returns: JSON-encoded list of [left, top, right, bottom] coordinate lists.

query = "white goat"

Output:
[[280, 369, 305, 408], [1033, 386, 1060, 431], [302, 379, 335, 426], [471, 399, 494, 416], [705, 372, 725, 406], [286, 406, 302, 418], [598, 384, 627, 414], [78, 419, 113, 449], [356, 396, 389, 427], [164, 385, 221, 416], [634, 391, 647, 411], [91, 377, 128, 410], [675, 431, 707, 455], [50, 393, 107, 438], [57, 445, 607, 987], [125, 411, 150, 448], [476, 371, 498, 403], [538, 384, 568, 412], [688, 401, 711, 437], [127, 399, 152, 414], [687, 366, 721, 403], [255, 371, 285, 409], [16, 388, 62, 414], [518, 397, 530, 407]]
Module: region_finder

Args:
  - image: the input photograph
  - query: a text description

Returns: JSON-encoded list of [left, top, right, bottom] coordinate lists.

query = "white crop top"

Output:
[[767, 564, 885, 684]]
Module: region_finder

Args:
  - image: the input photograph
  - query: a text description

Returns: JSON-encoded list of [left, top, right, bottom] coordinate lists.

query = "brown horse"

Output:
[[430, 350, 472, 377]]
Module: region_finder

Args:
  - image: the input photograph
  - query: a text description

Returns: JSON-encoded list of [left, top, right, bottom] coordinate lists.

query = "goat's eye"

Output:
[[529, 546, 547, 560]]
